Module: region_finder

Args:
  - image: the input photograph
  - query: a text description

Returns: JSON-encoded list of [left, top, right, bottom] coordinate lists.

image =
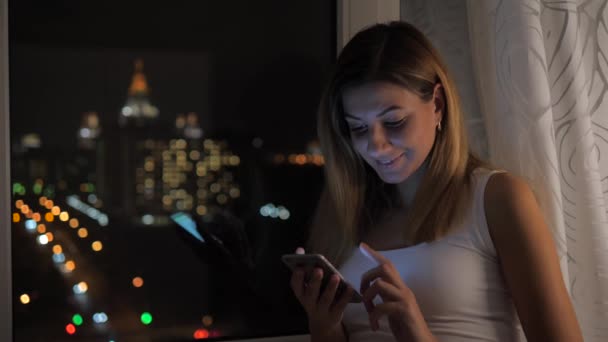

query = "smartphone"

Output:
[[171, 212, 205, 243], [282, 253, 362, 303]]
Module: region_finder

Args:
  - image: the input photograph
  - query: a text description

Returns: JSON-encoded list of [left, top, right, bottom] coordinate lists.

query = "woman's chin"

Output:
[[376, 170, 409, 184]]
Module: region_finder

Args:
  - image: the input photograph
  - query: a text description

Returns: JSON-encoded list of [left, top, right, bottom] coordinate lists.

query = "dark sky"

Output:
[[9, 0, 336, 150]]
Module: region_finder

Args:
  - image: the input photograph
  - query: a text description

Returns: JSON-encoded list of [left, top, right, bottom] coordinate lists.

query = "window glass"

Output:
[[10, 1, 334, 340]]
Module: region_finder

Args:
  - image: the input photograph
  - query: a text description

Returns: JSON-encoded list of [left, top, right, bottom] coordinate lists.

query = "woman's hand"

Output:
[[289, 247, 353, 339], [359, 242, 436, 342]]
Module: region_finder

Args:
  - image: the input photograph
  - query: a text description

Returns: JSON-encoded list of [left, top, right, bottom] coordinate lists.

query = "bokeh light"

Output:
[[194, 328, 210, 339], [59, 212, 69, 221], [140, 312, 153, 325], [19, 294, 30, 304], [93, 312, 108, 324], [52, 244, 62, 254], [132, 277, 144, 288], [78, 228, 88, 238], [45, 212, 54, 222], [37, 224, 46, 234], [202, 315, 213, 327], [25, 220, 37, 231], [44, 200, 54, 209], [15, 200, 24, 209], [51, 206, 60, 216], [37, 235, 49, 245], [32, 212, 41, 222], [69, 218, 79, 228], [91, 241, 103, 252], [73, 282, 88, 294], [65, 260, 76, 272], [45, 232, 54, 242], [65, 323, 76, 335], [72, 314, 83, 326], [12, 213, 20, 223]]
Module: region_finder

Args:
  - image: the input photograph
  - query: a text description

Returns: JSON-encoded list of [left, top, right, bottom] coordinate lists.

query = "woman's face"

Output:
[[341, 81, 442, 184]]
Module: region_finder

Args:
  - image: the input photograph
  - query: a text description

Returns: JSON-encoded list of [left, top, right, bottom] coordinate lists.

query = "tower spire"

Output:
[[128, 59, 149, 96]]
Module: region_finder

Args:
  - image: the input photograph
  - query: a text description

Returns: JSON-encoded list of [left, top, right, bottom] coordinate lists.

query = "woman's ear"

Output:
[[433, 83, 445, 119]]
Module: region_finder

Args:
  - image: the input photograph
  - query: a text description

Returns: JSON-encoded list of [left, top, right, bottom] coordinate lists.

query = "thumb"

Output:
[[295, 247, 305, 255]]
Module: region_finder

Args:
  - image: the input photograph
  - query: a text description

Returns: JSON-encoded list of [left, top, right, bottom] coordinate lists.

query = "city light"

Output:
[[92, 241, 103, 252], [142, 214, 154, 225], [39, 196, 48, 206], [15, 199, 24, 209], [202, 315, 213, 327], [59, 212, 69, 221], [67, 195, 109, 226], [13, 183, 26, 195], [72, 314, 83, 326], [44, 199, 54, 209], [32, 212, 41, 222], [65, 261, 76, 272], [93, 312, 108, 324], [37, 235, 49, 245], [132, 277, 144, 288], [65, 323, 76, 335], [53, 253, 66, 263], [140, 312, 153, 325], [69, 218, 79, 228], [45, 213, 54, 222], [25, 219, 37, 231], [51, 206, 60, 215], [20, 204, 30, 214], [20, 294, 30, 304], [45, 232, 54, 242], [12, 213, 21, 223], [73, 282, 88, 294], [194, 328, 210, 339], [37, 224, 46, 234], [259, 203, 291, 220], [52, 245, 63, 254], [78, 228, 88, 238]]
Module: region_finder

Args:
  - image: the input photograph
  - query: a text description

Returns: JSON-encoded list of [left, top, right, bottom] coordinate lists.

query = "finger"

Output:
[[318, 274, 340, 309], [290, 268, 305, 299], [331, 284, 354, 315], [359, 242, 389, 264], [303, 268, 323, 304], [360, 263, 401, 295], [295, 247, 305, 255], [361, 278, 402, 304], [368, 302, 402, 329]]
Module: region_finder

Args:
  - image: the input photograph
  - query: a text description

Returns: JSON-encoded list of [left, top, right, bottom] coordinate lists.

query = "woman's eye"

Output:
[[350, 126, 367, 134], [385, 118, 407, 128]]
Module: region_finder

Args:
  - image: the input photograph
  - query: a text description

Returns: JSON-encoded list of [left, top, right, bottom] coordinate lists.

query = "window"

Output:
[[7, 1, 335, 340]]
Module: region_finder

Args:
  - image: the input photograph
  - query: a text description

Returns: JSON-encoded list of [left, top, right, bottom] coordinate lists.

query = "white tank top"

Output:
[[339, 168, 526, 341]]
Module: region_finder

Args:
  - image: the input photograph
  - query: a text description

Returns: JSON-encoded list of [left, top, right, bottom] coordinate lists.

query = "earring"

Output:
[[437, 120, 442, 132]]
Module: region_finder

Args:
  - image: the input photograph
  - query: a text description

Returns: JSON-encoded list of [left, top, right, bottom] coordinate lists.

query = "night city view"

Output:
[[9, 1, 335, 340]]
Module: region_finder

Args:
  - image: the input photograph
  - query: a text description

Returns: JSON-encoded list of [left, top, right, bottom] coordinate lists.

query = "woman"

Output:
[[289, 21, 583, 342]]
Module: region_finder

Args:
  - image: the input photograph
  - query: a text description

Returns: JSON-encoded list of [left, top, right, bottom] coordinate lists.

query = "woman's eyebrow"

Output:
[[344, 105, 402, 120]]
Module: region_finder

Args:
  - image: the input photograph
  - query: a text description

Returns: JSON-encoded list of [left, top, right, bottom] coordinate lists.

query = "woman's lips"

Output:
[[376, 152, 405, 168]]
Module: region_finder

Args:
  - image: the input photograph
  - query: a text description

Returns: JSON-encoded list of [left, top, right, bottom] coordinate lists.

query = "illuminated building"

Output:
[[119, 60, 159, 127], [116, 59, 240, 224], [135, 137, 241, 224]]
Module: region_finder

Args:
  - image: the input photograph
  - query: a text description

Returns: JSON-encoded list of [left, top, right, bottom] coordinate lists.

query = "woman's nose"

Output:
[[367, 125, 391, 156]]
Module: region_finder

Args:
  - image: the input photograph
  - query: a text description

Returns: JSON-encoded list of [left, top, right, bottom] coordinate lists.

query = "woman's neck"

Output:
[[397, 158, 429, 209]]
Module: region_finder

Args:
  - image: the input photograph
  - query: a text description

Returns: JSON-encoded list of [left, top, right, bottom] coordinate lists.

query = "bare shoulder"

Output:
[[483, 171, 539, 232], [481, 171, 584, 341]]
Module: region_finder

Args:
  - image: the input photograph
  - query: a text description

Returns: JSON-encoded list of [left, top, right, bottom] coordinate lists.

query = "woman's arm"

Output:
[[485, 173, 583, 342]]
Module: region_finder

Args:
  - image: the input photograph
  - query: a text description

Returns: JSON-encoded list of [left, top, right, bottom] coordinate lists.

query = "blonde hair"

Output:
[[308, 21, 493, 266]]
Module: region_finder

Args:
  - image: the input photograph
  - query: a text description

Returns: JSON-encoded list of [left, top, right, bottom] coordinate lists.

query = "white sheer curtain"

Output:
[[403, 0, 608, 340]]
